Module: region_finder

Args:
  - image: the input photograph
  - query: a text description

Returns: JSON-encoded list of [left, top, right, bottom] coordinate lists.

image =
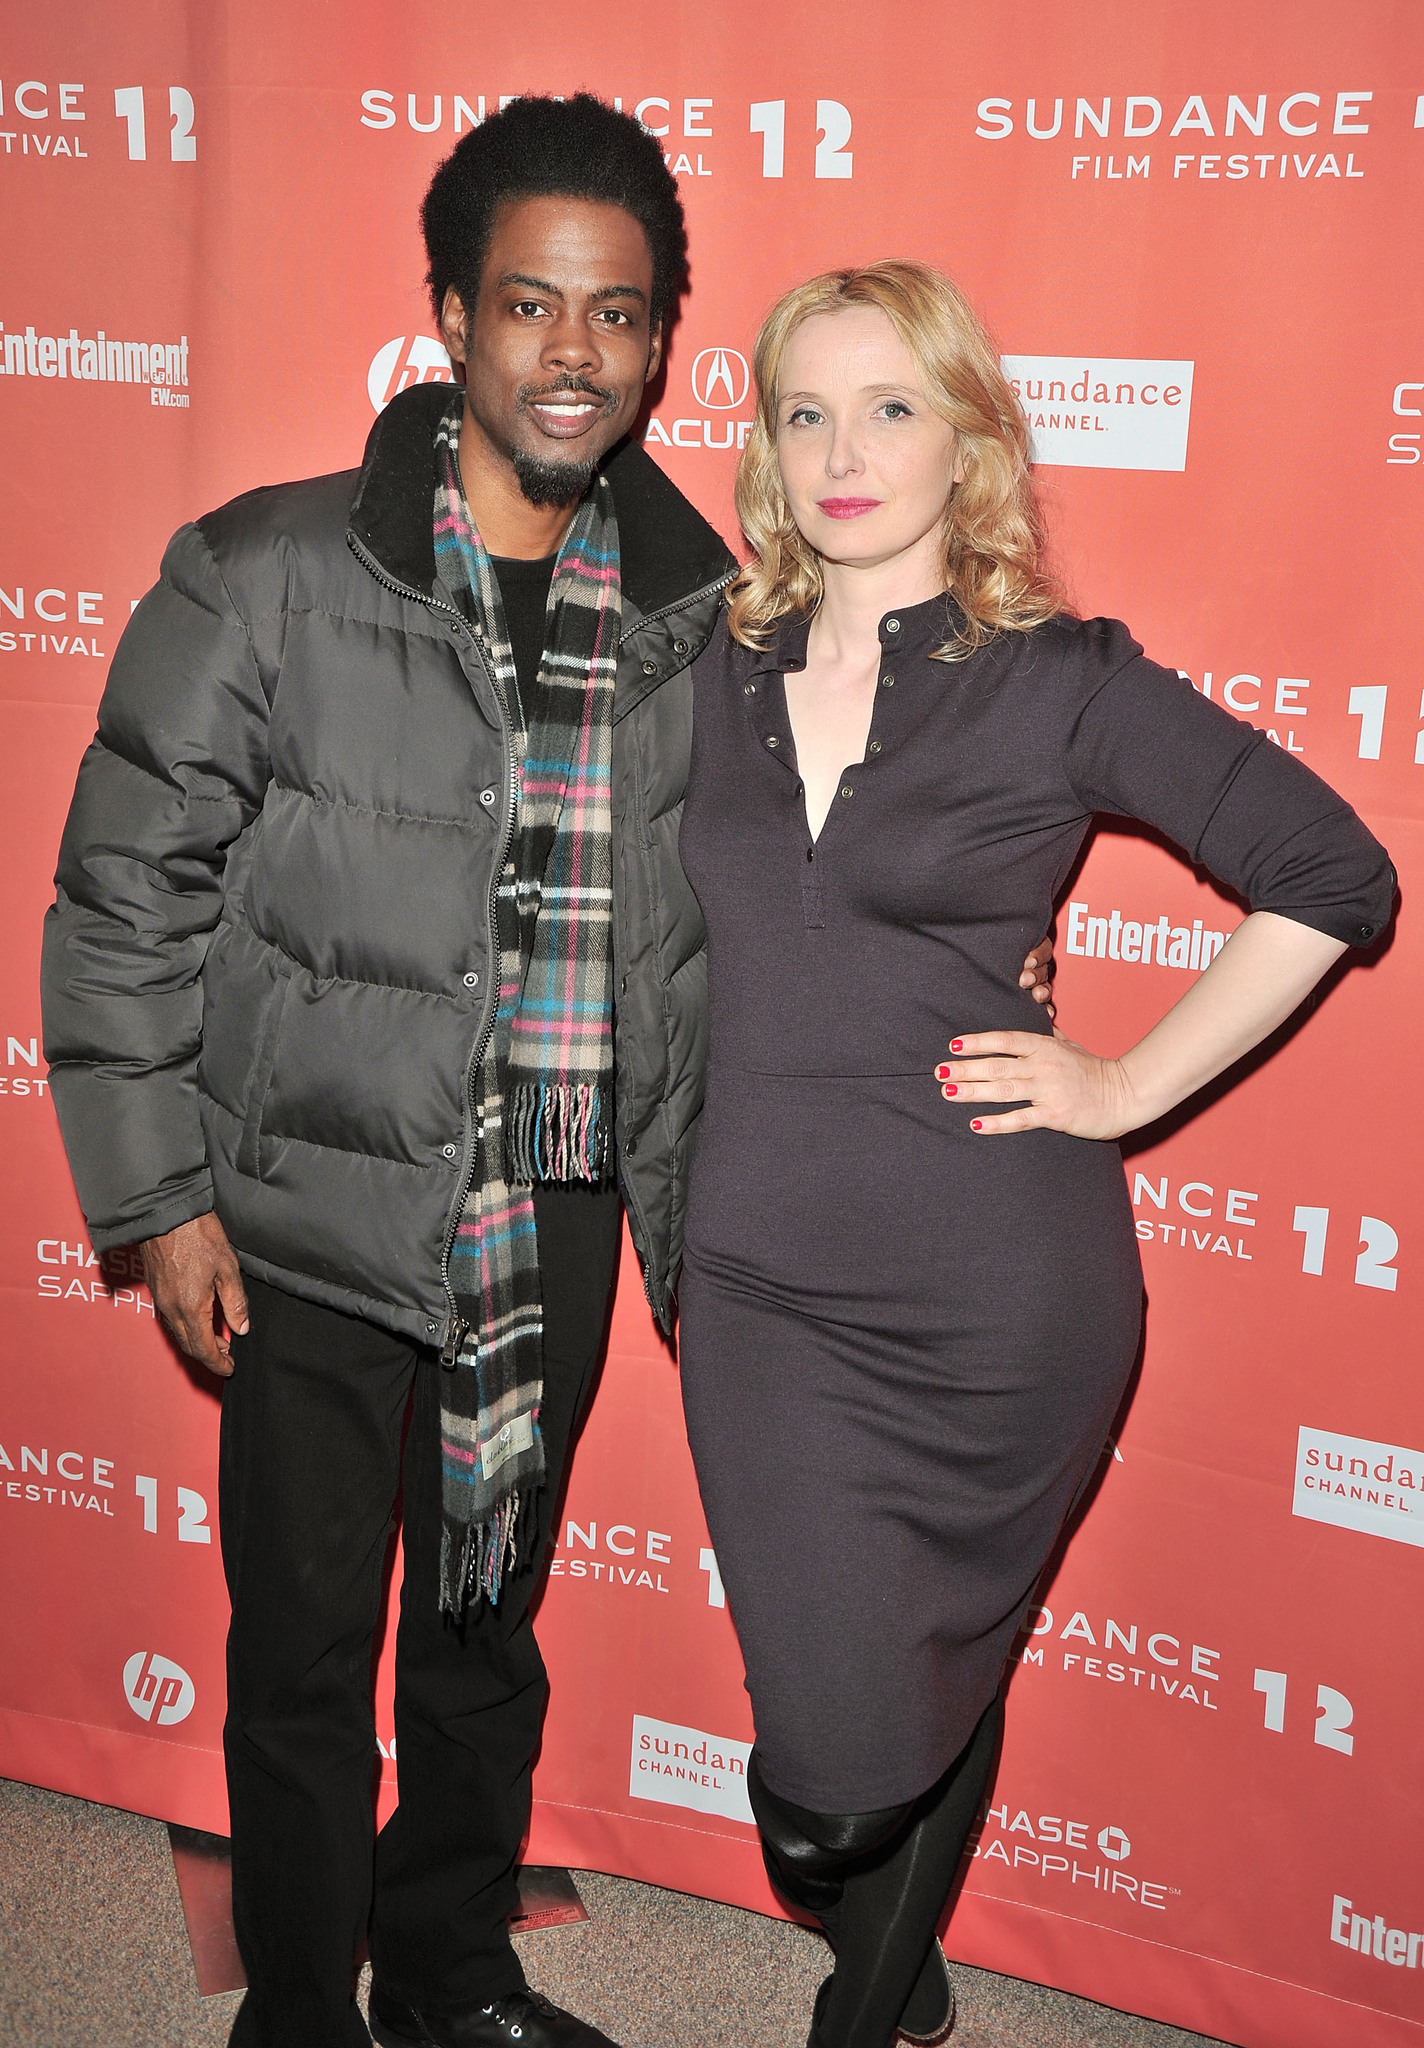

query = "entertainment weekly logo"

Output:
[[1001, 357, 1193, 471], [629, 1713, 754, 1824], [1064, 900, 1226, 971], [0, 322, 189, 404], [1331, 1893, 1424, 1972]]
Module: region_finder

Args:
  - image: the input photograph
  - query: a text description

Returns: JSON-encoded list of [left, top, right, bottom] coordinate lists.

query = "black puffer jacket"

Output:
[[41, 385, 737, 1343]]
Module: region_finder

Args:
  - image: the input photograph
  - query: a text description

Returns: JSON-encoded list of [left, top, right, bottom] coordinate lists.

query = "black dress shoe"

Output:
[[368, 1980, 624, 2048]]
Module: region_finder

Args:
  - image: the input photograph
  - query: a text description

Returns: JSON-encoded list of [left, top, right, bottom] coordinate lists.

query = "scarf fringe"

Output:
[[439, 1492, 524, 1617], [506, 1081, 612, 1185]]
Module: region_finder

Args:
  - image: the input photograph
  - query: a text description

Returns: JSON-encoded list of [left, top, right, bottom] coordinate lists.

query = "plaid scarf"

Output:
[[432, 395, 620, 1615]]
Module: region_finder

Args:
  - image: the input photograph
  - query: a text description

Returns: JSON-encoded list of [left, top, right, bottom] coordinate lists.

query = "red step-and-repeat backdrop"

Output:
[[2, 6, 1421, 2044]]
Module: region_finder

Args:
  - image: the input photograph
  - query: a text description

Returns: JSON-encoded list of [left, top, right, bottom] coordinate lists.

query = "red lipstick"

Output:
[[817, 497, 881, 519]]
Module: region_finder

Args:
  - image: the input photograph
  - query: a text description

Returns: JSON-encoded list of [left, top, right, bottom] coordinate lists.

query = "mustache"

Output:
[[517, 376, 617, 409]]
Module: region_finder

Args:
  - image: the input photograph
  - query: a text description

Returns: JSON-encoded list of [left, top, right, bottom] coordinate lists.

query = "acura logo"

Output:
[[691, 346, 750, 411]]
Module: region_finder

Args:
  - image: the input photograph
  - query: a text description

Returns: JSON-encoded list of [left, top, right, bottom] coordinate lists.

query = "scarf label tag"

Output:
[[480, 1410, 535, 1480]]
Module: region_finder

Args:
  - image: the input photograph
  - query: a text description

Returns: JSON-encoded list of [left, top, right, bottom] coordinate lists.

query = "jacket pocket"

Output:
[[236, 954, 294, 1178]]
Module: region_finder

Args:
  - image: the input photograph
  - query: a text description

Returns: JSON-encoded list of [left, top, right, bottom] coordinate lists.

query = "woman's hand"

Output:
[[935, 1029, 1137, 1139], [939, 915, 1351, 1142]]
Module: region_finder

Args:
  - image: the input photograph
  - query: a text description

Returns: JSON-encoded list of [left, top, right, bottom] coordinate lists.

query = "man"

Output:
[[43, 94, 733, 2048], [42, 92, 1051, 2048]]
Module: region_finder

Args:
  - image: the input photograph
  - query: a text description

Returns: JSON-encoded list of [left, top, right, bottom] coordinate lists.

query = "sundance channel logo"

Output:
[[1294, 1427, 1424, 1548], [629, 1713, 754, 1825], [1001, 356, 1193, 470]]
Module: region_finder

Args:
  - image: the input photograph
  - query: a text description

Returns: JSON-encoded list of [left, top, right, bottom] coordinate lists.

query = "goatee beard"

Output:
[[510, 448, 599, 508]]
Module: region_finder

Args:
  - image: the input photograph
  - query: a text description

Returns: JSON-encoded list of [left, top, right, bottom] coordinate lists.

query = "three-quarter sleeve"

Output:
[[1062, 618, 1395, 947]]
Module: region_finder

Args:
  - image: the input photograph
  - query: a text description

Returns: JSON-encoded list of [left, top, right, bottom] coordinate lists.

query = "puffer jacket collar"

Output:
[[347, 382, 737, 636]]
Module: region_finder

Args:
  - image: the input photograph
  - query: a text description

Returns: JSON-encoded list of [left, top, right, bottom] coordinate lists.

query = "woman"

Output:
[[675, 262, 1394, 2048]]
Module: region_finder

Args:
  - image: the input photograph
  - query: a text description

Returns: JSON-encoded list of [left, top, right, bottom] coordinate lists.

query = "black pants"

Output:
[[219, 1187, 623, 2048]]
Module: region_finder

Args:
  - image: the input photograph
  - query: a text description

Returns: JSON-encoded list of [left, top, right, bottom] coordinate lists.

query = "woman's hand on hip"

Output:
[[935, 1029, 1137, 1139]]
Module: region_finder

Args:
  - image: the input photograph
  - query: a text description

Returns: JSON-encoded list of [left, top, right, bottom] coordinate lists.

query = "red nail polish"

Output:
[[950, 1039, 964, 1052], [971, 1118, 983, 1130], [934, 1064, 950, 1078], [943, 1083, 958, 1096]]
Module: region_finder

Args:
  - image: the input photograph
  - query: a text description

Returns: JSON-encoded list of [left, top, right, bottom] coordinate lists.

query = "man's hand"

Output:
[[140, 1212, 249, 1378], [1019, 935, 1055, 1013]]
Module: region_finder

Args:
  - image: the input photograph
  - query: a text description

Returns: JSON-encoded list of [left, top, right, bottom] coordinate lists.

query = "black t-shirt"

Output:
[[489, 553, 557, 730]]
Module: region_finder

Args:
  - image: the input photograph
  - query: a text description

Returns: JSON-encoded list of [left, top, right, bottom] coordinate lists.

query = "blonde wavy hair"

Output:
[[726, 261, 1063, 659]]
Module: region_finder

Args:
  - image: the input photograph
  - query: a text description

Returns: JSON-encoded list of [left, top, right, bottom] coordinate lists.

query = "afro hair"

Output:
[[421, 94, 690, 334]]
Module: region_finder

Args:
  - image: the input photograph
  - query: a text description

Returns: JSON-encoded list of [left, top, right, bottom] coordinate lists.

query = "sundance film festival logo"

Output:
[[975, 89, 1381, 185], [368, 336, 455, 413], [123, 1650, 195, 1726], [1002, 357, 1193, 470]]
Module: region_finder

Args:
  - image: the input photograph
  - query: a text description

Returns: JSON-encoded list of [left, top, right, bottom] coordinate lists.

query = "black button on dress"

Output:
[[675, 595, 1394, 1814]]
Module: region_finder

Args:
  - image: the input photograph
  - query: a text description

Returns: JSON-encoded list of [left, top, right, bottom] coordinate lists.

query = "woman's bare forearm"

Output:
[[1116, 911, 1346, 1129]]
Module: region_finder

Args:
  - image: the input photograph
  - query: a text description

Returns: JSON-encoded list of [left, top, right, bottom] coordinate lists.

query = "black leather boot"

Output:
[[748, 1753, 958, 2047], [817, 1700, 1001, 2047], [747, 1749, 906, 1923], [753, 1700, 1003, 2048]]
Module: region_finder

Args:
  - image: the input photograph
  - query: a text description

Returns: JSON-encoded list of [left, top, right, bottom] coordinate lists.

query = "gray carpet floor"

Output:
[[0, 1777, 1230, 2047]]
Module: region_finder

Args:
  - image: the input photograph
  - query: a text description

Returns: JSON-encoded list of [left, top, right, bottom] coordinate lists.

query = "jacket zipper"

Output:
[[346, 529, 517, 1360], [348, 534, 735, 1343], [612, 566, 737, 1324], [616, 570, 737, 650]]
